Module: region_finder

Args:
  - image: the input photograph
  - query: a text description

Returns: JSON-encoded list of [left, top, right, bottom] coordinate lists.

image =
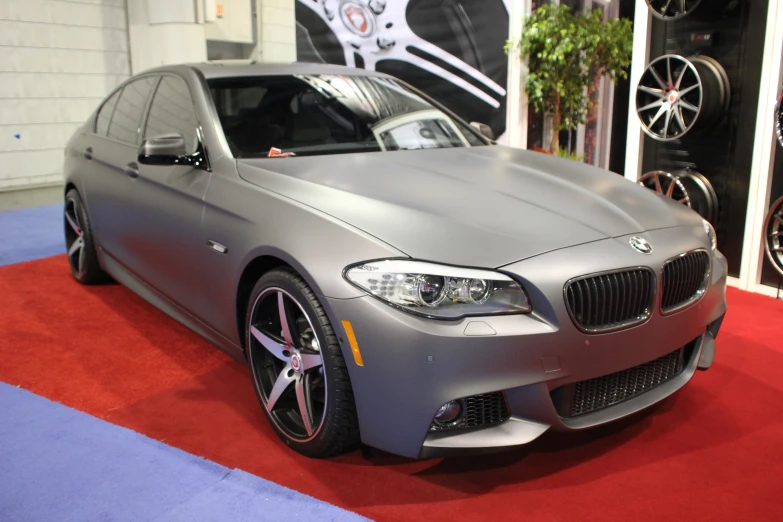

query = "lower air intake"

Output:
[[551, 344, 694, 418], [429, 392, 510, 431]]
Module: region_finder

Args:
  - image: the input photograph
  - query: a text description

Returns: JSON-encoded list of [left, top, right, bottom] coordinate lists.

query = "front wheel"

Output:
[[245, 268, 360, 457]]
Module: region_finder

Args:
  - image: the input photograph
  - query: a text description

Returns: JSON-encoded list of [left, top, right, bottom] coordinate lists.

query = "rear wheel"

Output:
[[245, 268, 360, 457], [64, 189, 108, 284]]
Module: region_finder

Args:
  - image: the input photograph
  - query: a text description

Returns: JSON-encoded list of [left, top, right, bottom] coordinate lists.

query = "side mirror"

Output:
[[470, 122, 494, 140], [138, 133, 189, 166]]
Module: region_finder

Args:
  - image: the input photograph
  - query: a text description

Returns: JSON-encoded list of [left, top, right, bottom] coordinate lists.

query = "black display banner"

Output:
[[294, 0, 510, 139]]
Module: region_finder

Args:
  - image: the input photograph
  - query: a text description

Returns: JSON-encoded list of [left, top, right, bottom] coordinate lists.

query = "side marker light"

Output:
[[341, 320, 364, 367]]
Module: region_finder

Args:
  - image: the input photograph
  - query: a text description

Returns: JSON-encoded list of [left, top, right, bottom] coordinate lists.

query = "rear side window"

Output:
[[108, 76, 156, 144], [95, 90, 120, 136], [144, 76, 199, 154]]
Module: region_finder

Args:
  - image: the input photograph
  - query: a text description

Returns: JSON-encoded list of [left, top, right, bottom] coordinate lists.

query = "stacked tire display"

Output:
[[636, 1, 733, 230]]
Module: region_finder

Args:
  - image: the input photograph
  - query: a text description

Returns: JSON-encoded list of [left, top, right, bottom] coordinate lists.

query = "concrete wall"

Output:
[[0, 0, 131, 191], [255, 0, 295, 63], [205, 0, 254, 44]]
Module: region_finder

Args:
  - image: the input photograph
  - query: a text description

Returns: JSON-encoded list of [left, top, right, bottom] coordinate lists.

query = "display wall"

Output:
[[638, 0, 768, 278], [293, 0, 510, 139]]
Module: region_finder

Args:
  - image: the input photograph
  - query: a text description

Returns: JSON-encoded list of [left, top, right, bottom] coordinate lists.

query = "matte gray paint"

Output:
[[63, 63, 728, 459], [238, 146, 702, 268]]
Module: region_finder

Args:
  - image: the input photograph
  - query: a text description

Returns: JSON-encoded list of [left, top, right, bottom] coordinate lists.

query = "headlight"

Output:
[[702, 219, 717, 250], [344, 260, 532, 319]]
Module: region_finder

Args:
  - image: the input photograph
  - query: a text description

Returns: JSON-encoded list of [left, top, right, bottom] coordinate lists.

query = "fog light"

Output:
[[433, 401, 462, 424]]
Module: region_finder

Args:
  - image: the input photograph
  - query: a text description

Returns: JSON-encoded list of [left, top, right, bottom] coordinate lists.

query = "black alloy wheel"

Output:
[[64, 189, 108, 284], [764, 196, 783, 278], [245, 268, 360, 457]]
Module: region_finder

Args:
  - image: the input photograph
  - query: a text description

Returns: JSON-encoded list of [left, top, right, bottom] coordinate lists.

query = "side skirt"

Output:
[[97, 247, 246, 363]]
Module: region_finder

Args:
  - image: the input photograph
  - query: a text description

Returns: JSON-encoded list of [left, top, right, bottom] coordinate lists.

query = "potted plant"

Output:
[[506, 4, 633, 155]]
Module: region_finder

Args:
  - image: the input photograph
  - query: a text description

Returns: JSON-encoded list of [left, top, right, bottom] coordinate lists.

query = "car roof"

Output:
[[181, 60, 391, 80]]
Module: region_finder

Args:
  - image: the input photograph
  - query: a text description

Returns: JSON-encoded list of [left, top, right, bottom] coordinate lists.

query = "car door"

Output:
[[122, 74, 213, 320], [86, 75, 158, 265]]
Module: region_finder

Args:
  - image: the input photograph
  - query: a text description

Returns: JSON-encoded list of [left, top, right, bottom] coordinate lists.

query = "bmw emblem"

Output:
[[629, 236, 653, 255]]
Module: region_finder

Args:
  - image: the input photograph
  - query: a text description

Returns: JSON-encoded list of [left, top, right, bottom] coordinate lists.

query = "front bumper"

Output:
[[325, 226, 728, 459]]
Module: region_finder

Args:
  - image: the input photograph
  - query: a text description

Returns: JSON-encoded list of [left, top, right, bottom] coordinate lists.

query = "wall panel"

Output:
[[0, 0, 130, 191]]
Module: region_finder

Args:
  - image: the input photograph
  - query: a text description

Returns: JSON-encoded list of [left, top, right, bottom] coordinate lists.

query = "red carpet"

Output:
[[2, 255, 782, 521]]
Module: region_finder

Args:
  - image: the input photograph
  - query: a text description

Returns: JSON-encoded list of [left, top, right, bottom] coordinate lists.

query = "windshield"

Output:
[[208, 74, 488, 158]]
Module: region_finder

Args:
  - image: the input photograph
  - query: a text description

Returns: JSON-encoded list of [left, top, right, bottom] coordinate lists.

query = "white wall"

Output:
[[254, 0, 296, 63], [126, 0, 207, 73], [0, 0, 131, 191], [205, 0, 254, 44]]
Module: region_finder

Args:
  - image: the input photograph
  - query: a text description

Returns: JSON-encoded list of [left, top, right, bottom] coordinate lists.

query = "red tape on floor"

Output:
[[2, 255, 782, 521]]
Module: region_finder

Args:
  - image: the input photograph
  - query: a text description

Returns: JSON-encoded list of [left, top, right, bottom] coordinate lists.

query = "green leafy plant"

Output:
[[555, 148, 584, 162], [506, 5, 633, 154]]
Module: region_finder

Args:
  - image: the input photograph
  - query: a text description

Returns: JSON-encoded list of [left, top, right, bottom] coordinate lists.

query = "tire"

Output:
[[64, 189, 109, 285], [245, 267, 360, 457]]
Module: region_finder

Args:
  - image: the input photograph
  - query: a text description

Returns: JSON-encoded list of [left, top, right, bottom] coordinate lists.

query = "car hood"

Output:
[[237, 146, 699, 268]]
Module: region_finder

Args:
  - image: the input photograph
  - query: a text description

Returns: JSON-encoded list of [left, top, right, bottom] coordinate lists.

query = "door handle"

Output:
[[84, 147, 93, 160], [124, 162, 139, 179]]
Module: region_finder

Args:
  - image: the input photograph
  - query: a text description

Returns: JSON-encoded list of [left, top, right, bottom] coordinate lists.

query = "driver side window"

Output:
[[144, 76, 199, 154]]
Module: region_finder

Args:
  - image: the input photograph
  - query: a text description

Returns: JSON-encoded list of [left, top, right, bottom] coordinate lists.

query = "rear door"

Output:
[[86, 75, 157, 264]]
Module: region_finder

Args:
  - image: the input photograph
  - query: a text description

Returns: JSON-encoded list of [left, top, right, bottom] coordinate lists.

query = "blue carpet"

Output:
[[0, 204, 65, 266], [0, 377, 367, 522]]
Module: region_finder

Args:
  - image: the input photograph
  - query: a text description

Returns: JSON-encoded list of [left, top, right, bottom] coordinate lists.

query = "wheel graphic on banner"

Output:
[[764, 196, 783, 278], [636, 55, 729, 141], [296, 0, 506, 109], [639, 171, 691, 206], [644, 0, 704, 20]]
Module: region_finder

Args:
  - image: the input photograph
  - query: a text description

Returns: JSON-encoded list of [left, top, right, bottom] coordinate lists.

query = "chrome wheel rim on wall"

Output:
[[764, 196, 783, 278], [248, 287, 327, 442], [636, 54, 730, 141], [677, 170, 719, 224], [644, 0, 704, 21], [639, 171, 691, 205], [775, 89, 783, 148], [639, 169, 719, 224]]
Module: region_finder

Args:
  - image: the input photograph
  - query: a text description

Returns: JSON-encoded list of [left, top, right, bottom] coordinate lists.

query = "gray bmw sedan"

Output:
[[62, 62, 727, 459]]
